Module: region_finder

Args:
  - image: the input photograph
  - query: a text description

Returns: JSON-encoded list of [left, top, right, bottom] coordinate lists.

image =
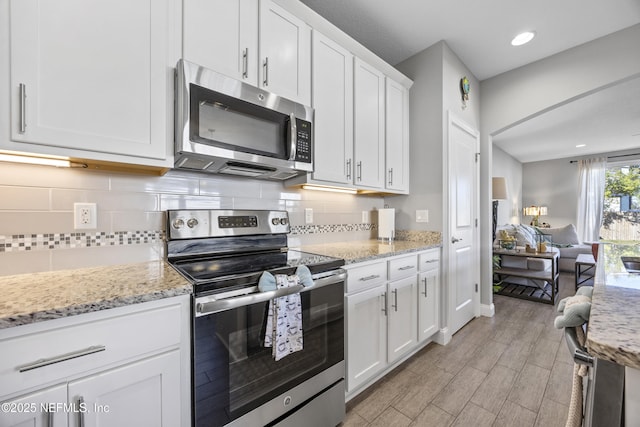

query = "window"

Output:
[[601, 162, 640, 243]]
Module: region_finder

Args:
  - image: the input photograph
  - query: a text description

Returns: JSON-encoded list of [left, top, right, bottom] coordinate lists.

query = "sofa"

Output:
[[495, 223, 592, 272]]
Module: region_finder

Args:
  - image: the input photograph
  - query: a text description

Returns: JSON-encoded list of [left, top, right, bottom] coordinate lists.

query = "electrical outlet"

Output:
[[416, 209, 429, 223], [74, 203, 97, 229], [305, 208, 313, 224], [362, 210, 370, 223]]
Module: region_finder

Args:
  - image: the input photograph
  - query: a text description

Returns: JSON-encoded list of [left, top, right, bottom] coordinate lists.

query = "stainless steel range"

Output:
[[166, 209, 346, 427]]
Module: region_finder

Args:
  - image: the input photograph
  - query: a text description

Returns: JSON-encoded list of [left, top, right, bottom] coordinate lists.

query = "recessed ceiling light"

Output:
[[511, 31, 536, 46], [576, 144, 586, 148]]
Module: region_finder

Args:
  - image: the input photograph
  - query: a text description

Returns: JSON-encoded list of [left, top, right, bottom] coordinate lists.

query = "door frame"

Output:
[[438, 111, 481, 345]]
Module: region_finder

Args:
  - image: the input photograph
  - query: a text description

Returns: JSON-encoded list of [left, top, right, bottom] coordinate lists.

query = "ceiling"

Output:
[[299, 0, 640, 163]]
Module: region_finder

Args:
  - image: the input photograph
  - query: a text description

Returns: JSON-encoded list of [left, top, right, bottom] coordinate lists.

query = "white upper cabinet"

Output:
[[310, 31, 353, 184], [385, 78, 410, 193], [183, 0, 258, 86], [353, 58, 385, 189], [6, 0, 177, 166], [259, 0, 311, 105]]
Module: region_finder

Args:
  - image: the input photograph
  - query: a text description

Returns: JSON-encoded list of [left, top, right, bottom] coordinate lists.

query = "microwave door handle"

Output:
[[289, 113, 297, 161]]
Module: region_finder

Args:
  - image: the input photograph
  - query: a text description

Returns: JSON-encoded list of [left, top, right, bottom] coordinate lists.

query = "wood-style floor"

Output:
[[343, 273, 577, 427]]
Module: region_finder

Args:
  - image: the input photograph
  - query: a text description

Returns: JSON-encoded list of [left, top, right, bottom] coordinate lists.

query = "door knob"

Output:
[[451, 236, 462, 243]]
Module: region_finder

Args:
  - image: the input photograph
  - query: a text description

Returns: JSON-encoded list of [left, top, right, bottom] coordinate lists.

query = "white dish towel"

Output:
[[259, 266, 313, 361]]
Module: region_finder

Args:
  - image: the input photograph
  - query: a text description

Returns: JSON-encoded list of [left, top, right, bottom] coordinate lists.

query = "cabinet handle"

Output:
[[392, 289, 398, 311], [346, 158, 352, 180], [48, 408, 54, 427], [242, 48, 249, 79], [263, 57, 269, 86], [359, 274, 380, 281], [388, 167, 393, 185], [19, 83, 26, 133], [381, 293, 387, 315], [398, 265, 414, 271], [357, 161, 362, 181], [422, 277, 428, 297], [17, 345, 106, 372], [424, 259, 438, 264], [78, 397, 85, 427]]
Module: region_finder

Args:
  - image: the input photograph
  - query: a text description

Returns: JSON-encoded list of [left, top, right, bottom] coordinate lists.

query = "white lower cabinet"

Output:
[[345, 249, 440, 396], [0, 295, 191, 427], [346, 284, 387, 393]]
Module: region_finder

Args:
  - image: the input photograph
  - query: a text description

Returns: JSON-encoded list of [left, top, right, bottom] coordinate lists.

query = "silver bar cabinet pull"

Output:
[[17, 345, 106, 372], [359, 274, 380, 281], [357, 161, 362, 181], [381, 293, 387, 315], [242, 48, 248, 79], [422, 277, 428, 297], [78, 397, 85, 427], [346, 158, 352, 180], [263, 57, 269, 86], [392, 289, 398, 312], [48, 408, 54, 427], [19, 83, 26, 133], [398, 265, 414, 271], [388, 168, 393, 185]]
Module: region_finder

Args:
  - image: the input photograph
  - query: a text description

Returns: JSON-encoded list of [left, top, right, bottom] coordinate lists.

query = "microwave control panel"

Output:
[[294, 118, 312, 163]]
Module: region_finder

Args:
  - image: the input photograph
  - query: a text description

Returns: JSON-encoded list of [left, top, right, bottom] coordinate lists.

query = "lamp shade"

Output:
[[492, 177, 507, 200]]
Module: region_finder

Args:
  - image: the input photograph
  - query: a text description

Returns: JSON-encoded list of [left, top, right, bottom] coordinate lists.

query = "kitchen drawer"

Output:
[[346, 261, 387, 294], [418, 249, 440, 272], [0, 298, 184, 398], [388, 255, 418, 281]]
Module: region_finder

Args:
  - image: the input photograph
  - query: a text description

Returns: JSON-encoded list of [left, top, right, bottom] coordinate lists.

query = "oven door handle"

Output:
[[564, 327, 594, 367], [195, 269, 347, 316]]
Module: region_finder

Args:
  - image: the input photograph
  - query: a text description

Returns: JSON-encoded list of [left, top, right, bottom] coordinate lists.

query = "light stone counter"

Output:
[[586, 243, 640, 369], [0, 261, 192, 329], [299, 232, 441, 264]]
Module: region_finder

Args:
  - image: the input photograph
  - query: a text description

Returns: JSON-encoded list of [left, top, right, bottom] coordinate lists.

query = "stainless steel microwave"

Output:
[[174, 60, 313, 180]]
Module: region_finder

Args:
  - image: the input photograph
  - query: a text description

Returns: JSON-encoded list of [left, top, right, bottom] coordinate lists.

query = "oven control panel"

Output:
[[167, 209, 290, 239]]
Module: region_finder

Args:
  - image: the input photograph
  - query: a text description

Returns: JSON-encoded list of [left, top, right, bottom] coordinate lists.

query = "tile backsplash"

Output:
[[0, 162, 383, 276]]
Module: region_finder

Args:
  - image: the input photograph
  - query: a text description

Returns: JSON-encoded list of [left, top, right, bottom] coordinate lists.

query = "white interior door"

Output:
[[447, 113, 480, 335]]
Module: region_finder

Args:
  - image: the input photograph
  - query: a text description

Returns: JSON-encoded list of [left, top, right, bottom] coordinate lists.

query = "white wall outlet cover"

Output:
[[362, 210, 370, 223], [416, 209, 429, 223], [304, 208, 313, 224], [74, 202, 97, 229]]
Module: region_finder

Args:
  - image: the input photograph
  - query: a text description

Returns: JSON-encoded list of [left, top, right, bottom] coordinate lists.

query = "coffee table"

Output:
[[493, 246, 560, 304]]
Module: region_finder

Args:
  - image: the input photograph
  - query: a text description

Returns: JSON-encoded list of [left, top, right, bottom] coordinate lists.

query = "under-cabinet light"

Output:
[[0, 153, 87, 168], [301, 185, 358, 195]]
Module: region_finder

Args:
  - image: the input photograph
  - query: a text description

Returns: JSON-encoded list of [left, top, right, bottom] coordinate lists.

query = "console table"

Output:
[[493, 247, 560, 305]]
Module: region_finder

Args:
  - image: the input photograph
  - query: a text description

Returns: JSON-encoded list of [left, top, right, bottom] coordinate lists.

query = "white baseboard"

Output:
[[434, 327, 451, 345], [481, 303, 495, 317]]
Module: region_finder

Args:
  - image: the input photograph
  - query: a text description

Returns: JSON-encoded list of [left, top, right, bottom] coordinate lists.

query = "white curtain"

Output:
[[576, 157, 606, 243]]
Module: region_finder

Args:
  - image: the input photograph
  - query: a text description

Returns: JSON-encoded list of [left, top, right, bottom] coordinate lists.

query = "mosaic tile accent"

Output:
[[0, 231, 165, 252], [290, 223, 376, 235]]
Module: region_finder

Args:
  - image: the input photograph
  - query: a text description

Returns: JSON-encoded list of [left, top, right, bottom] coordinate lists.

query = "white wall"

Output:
[[522, 158, 579, 228], [492, 146, 522, 226]]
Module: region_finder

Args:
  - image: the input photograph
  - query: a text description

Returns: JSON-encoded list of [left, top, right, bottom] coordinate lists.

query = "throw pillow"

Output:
[[545, 224, 580, 245]]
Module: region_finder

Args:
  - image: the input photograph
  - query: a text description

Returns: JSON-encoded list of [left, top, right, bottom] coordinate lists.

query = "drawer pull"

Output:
[[359, 274, 380, 281], [398, 265, 415, 271], [423, 259, 438, 264], [78, 396, 85, 427], [17, 345, 106, 373]]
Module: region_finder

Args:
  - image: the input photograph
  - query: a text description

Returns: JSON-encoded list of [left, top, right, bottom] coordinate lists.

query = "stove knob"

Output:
[[172, 218, 184, 229], [280, 218, 288, 225], [187, 218, 199, 228], [271, 218, 280, 226]]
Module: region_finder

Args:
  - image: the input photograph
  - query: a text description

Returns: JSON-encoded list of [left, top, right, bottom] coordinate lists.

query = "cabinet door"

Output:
[[353, 58, 385, 189], [0, 385, 67, 427], [387, 276, 417, 363], [346, 286, 387, 392], [68, 350, 181, 427], [385, 78, 410, 193], [183, 0, 258, 86], [259, 0, 311, 105], [418, 270, 439, 342], [311, 31, 353, 184], [9, 0, 175, 162]]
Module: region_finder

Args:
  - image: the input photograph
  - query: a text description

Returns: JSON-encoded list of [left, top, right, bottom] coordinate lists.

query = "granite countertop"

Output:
[[0, 261, 192, 330], [586, 243, 640, 369], [299, 234, 441, 264]]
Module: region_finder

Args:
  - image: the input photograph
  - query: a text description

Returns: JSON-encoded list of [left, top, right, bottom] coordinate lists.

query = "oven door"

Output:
[[192, 272, 345, 427]]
